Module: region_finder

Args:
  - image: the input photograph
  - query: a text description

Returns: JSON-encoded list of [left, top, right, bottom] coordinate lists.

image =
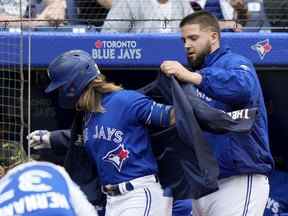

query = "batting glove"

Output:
[[27, 130, 51, 149]]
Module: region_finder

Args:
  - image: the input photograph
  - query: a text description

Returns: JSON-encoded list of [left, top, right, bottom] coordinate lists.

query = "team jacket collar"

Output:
[[203, 46, 230, 68]]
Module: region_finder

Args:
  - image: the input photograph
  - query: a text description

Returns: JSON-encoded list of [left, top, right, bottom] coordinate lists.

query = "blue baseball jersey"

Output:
[[0, 162, 75, 216], [83, 90, 172, 185], [264, 170, 288, 216], [0, 161, 98, 216]]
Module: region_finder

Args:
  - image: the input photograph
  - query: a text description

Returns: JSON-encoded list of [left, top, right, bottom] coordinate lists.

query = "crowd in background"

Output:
[[0, 1, 288, 216], [0, 0, 287, 32]]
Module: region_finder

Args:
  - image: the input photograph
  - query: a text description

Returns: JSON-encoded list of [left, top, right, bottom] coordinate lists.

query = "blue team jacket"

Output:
[[142, 74, 258, 200], [195, 47, 274, 178]]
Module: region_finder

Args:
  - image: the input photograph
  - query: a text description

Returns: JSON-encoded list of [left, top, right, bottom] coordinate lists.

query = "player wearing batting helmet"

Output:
[[33, 49, 176, 216]]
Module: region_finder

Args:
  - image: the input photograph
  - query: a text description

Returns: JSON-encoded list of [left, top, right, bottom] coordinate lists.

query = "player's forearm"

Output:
[[179, 69, 203, 85], [160, 61, 203, 85], [0, 17, 49, 27]]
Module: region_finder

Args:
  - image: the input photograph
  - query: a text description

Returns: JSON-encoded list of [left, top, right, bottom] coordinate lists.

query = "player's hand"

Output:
[[27, 130, 51, 150], [160, 60, 192, 81], [160, 60, 186, 78], [160, 61, 203, 84]]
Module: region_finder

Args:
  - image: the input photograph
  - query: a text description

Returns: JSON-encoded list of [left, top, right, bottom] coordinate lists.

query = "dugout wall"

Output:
[[29, 67, 288, 170], [1, 29, 288, 169]]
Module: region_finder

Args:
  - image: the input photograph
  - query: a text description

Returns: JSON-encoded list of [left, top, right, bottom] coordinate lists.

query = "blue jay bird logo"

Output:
[[251, 39, 272, 60], [102, 145, 129, 172]]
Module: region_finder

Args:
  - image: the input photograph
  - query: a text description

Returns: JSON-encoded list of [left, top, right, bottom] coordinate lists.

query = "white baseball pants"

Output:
[[192, 174, 269, 216], [105, 175, 173, 216]]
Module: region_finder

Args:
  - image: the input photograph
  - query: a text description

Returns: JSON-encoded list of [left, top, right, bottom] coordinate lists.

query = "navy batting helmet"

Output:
[[45, 50, 101, 109]]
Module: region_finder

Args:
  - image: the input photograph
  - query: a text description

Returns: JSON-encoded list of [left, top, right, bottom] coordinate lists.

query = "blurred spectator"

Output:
[[186, 0, 242, 31], [101, 0, 240, 33], [219, 0, 271, 32], [0, 0, 66, 28], [101, 0, 194, 33], [264, 0, 288, 32], [188, 0, 270, 32], [97, 0, 112, 9], [189, 0, 221, 17], [75, 0, 111, 27]]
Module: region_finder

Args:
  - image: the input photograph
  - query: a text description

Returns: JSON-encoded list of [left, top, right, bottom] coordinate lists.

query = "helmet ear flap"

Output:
[[57, 83, 79, 109]]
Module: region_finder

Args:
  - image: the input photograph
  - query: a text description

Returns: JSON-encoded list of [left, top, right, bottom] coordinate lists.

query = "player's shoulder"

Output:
[[14, 161, 61, 170], [3, 161, 65, 179], [224, 50, 253, 65], [220, 50, 254, 72], [110, 89, 147, 104]]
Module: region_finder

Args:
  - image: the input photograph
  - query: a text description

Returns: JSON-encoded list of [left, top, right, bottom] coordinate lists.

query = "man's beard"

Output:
[[187, 43, 211, 70]]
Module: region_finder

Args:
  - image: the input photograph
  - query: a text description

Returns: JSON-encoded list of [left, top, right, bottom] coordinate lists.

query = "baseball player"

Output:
[[28, 50, 174, 216], [160, 11, 274, 216], [0, 144, 98, 216]]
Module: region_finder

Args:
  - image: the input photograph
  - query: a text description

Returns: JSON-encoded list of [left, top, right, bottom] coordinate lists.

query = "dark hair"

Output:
[[180, 11, 220, 37]]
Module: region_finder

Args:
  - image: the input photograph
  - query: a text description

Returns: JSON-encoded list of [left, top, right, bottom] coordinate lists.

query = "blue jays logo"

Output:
[[102, 144, 129, 172], [251, 39, 272, 60]]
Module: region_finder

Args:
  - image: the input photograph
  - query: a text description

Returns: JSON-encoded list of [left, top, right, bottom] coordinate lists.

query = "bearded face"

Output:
[[181, 24, 218, 70], [187, 41, 212, 70]]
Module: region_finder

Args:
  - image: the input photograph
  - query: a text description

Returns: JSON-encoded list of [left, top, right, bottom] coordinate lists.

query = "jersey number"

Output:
[[18, 170, 53, 192]]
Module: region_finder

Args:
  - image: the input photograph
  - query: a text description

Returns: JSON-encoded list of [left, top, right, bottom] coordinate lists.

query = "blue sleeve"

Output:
[[126, 91, 172, 127], [198, 56, 257, 105], [50, 130, 71, 155]]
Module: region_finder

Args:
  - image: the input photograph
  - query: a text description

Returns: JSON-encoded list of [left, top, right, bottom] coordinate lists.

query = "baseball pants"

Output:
[[192, 174, 269, 216], [105, 175, 173, 216]]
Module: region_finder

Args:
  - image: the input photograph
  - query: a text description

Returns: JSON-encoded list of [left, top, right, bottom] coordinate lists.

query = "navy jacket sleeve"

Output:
[[198, 55, 257, 105], [50, 130, 71, 155]]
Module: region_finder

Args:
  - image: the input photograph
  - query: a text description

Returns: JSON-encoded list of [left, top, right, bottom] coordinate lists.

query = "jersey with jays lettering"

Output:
[[264, 170, 288, 216], [83, 90, 172, 185], [0, 161, 98, 216]]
